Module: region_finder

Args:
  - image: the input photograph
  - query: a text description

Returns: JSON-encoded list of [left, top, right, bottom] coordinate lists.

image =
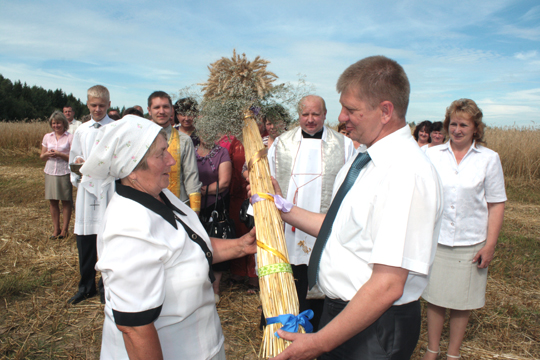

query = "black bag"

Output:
[[200, 175, 236, 239], [239, 198, 255, 229]]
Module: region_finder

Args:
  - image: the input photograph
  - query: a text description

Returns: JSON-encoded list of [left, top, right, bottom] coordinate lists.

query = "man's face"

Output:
[[338, 88, 383, 148], [299, 98, 326, 135], [63, 107, 74, 122], [87, 96, 111, 122], [148, 97, 173, 128]]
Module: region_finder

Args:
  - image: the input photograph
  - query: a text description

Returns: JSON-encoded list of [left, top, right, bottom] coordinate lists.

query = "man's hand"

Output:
[[74, 157, 85, 164], [271, 331, 324, 360]]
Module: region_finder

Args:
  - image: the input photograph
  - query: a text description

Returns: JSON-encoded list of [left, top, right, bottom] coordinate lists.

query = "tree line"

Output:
[[0, 74, 90, 121]]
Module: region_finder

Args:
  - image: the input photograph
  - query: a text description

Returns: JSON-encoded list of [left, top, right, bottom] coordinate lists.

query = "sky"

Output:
[[0, 0, 539, 127]]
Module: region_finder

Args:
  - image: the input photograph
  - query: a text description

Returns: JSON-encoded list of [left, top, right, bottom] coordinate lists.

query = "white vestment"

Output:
[[268, 126, 355, 265], [69, 115, 115, 235]]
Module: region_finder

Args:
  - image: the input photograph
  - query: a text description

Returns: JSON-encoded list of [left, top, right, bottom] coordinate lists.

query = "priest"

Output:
[[267, 95, 355, 329]]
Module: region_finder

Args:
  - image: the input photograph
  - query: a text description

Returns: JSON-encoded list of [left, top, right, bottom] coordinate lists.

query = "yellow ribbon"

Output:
[[248, 147, 268, 171], [256, 192, 274, 202], [257, 240, 289, 263]]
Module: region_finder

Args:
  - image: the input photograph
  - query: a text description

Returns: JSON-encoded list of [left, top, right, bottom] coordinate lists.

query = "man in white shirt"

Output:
[[147, 91, 202, 212], [68, 85, 115, 305], [273, 56, 443, 360], [267, 95, 355, 329], [64, 106, 81, 134]]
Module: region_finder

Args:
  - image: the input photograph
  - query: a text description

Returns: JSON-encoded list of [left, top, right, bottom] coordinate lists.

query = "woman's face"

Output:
[[418, 127, 430, 143], [131, 135, 176, 197], [430, 130, 445, 145], [339, 128, 350, 137], [265, 119, 285, 138], [176, 114, 194, 129], [449, 113, 476, 147], [51, 119, 65, 134]]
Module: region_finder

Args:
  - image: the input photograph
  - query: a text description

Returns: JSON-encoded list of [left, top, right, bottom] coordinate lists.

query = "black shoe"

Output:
[[68, 290, 97, 305]]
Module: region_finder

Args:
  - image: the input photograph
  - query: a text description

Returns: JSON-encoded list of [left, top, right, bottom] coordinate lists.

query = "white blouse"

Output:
[[96, 184, 223, 360], [425, 141, 506, 247]]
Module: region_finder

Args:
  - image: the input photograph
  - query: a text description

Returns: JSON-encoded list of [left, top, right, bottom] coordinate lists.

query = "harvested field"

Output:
[[1, 124, 539, 359]]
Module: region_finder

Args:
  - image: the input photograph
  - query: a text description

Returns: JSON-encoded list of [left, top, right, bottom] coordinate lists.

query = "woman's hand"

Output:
[[473, 202, 505, 269], [211, 227, 257, 263], [240, 227, 257, 256], [116, 323, 163, 360], [472, 244, 495, 269]]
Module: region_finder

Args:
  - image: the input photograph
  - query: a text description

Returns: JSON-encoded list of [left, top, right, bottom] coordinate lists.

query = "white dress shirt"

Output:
[[319, 125, 444, 305], [425, 141, 506, 247]]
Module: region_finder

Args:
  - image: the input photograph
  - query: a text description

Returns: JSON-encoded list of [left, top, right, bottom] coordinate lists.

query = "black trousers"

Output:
[[76, 234, 103, 295], [292, 264, 324, 332], [319, 297, 421, 360]]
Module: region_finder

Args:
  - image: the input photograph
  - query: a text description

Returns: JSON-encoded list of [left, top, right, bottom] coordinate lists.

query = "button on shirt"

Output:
[[42, 131, 73, 176], [425, 141, 506, 247], [318, 125, 444, 305]]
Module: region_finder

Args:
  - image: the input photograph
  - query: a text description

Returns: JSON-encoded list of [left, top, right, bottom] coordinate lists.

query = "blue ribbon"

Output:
[[266, 310, 314, 338]]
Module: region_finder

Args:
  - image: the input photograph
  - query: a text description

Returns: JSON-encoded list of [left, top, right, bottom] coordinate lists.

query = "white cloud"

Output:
[[515, 50, 538, 60]]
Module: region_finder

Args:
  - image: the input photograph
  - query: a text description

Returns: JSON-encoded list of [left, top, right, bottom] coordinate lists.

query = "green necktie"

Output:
[[307, 151, 372, 289]]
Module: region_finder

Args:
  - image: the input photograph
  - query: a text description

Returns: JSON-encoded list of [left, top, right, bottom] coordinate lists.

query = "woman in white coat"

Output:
[[80, 116, 256, 360]]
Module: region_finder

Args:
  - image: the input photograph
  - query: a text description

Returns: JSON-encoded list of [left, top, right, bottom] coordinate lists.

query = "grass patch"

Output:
[[0, 268, 53, 298]]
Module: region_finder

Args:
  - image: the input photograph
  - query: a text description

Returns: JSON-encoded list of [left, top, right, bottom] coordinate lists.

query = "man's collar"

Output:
[[294, 126, 328, 142], [301, 128, 324, 139], [163, 124, 172, 141], [365, 125, 413, 167]]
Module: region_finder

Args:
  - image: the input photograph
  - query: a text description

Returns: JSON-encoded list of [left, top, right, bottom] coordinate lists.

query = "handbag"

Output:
[[239, 198, 255, 229], [200, 173, 236, 239]]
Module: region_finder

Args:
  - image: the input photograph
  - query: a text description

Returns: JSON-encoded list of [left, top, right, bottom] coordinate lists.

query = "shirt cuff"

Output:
[[113, 305, 162, 327]]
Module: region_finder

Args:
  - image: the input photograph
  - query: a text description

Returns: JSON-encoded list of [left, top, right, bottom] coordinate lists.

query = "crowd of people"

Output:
[[39, 55, 505, 360]]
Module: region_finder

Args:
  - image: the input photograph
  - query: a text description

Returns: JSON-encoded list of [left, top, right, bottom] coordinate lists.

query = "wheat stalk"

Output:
[[242, 110, 303, 358]]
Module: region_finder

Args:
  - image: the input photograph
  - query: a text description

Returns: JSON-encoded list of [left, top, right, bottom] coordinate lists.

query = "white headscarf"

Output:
[[80, 115, 162, 198]]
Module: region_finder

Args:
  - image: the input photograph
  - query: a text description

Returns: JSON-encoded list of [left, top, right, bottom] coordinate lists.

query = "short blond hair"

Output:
[[337, 56, 410, 119], [87, 85, 110, 101], [443, 98, 486, 145], [48, 110, 69, 131]]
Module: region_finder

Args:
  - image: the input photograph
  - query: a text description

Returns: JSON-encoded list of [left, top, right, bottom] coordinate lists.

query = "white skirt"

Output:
[[422, 242, 488, 310]]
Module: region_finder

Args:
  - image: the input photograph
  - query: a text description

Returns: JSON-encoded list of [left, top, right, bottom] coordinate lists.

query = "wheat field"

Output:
[[0, 121, 539, 359]]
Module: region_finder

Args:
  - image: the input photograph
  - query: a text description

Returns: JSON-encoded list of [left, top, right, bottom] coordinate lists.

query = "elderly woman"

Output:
[[80, 116, 256, 359], [414, 120, 433, 147], [421, 99, 506, 360], [40, 111, 73, 239]]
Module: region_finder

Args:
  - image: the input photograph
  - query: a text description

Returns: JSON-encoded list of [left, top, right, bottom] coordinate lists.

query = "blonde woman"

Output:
[[40, 111, 73, 239], [422, 99, 506, 360]]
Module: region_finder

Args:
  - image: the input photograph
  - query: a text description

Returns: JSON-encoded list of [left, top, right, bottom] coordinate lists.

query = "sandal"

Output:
[[447, 354, 461, 359], [425, 347, 440, 359]]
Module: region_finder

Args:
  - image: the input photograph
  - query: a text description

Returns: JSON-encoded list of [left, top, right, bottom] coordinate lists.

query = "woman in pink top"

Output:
[[40, 111, 74, 239]]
